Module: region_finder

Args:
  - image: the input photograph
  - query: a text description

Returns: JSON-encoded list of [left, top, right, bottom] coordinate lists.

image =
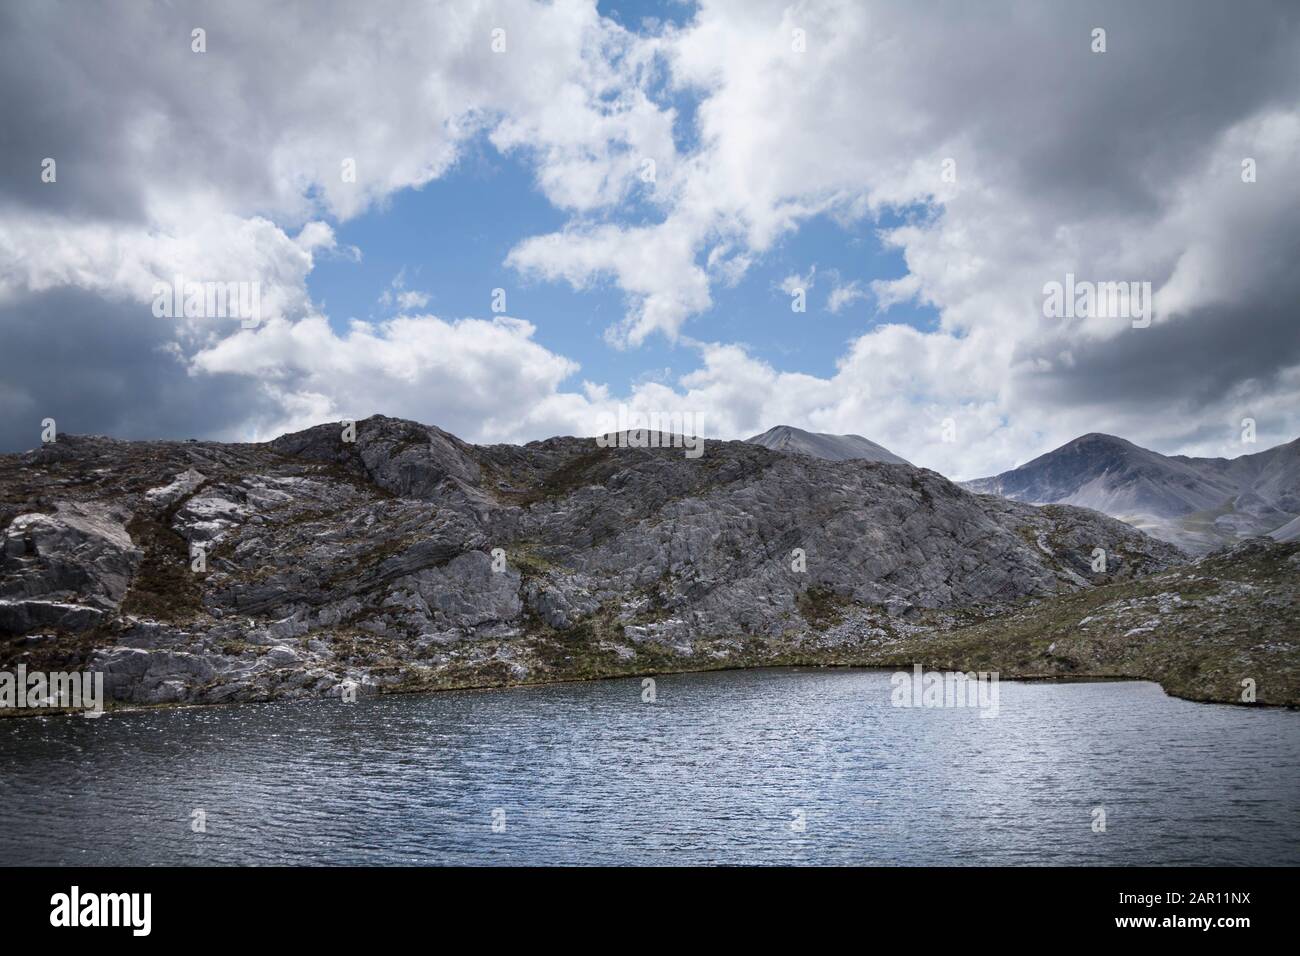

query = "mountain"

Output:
[[746, 425, 911, 464], [964, 433, 1300, 553], [2, 415, 1204, 711]]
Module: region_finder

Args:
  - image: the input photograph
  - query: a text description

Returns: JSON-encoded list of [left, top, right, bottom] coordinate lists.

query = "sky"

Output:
[[1, 0, 1298, 480]]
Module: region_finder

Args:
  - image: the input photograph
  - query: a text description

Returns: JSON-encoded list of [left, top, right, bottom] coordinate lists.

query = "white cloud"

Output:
[[506, 220, 713, 347], [191, 312, 586, 444], [0, 208, 330, 338], [377, 269, 432, 312], [826, 277, 867, 314], [777, 267, 815, 295], [396, 291, 431, 311]]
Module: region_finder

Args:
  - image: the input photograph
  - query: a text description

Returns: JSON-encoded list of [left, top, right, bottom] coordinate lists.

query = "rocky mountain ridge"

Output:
[[4, 415, 1292, 711]]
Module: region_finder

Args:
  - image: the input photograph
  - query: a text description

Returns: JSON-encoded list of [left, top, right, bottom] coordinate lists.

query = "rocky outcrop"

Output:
[[0, 415, 1220, 711], [0, 501, 142, 632]]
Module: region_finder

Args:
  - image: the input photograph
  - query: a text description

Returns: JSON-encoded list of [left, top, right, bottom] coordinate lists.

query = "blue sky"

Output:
[[307, 127, 939, 399], [598, 0, 698, 33], [303, 0, 942, 404]]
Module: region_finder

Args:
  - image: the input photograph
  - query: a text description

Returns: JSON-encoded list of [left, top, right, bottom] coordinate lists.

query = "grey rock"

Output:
[[143, 469, 207, 508], [266, 644, 300, 667], [1, 414, 1188, 707], [0, 598, 104, 632], [0, 501, 141, 615]]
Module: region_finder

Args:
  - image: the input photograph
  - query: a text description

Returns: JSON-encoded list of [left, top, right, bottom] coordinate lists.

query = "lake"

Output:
[[1, 668, 1296, 865]]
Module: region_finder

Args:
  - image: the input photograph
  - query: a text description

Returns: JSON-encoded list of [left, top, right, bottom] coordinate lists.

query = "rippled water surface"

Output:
[[1, 669, 1297, 865]]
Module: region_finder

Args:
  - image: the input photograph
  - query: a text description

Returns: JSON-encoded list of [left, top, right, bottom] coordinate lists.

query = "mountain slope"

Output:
[[863, 537, 1300, 706], [1271, 515, 1300, 542], [1, 415, 1189, 710], [746, 425, 911, 464], [964, 433, 1300, 553]]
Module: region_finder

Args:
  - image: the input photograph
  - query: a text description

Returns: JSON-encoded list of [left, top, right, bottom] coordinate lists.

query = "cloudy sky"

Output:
[[1, 0, 1298, 479]]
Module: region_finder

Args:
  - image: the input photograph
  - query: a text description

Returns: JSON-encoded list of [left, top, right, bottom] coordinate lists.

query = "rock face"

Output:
[[0, 501, 142, 633], [746, 424, 911, 465], [964, 433, 1300, 553], [0, 415, 1193, 709]]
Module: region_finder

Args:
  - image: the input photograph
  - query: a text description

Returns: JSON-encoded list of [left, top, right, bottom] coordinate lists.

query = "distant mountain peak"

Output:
[[1068, 432, 1132, 447], [964, 432, 1300, 553], [746, 425, 911, 465]]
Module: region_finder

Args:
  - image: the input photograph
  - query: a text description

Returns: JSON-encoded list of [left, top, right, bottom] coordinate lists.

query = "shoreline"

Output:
[[3, 656, 1294, 722]]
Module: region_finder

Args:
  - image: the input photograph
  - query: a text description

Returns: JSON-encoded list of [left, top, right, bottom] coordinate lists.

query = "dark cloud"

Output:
[[0, 1, 259, 222], [1020, 295, 1300, 412], [0, 288, 276, 452]]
